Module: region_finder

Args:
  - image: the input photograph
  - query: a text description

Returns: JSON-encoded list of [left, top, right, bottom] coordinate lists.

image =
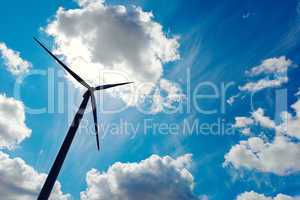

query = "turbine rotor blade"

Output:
[[33, 37, 91, 89], [95, 82, 133, 91], [91, 92, 100, 151]]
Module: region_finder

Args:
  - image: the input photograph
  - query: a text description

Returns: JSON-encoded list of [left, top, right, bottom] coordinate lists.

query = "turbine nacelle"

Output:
[[33, 37, 133, 151]]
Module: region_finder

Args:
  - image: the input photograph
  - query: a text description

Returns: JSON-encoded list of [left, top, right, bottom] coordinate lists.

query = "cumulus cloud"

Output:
[[237, 191, 300, 200], [233, 117, 254, 128], [159, 79, 185, 107], [0, 94, 31, 150], [226, 89, 300, 175], [0, 42, 31, 76], [0, 94, 69, 199], [80, 154, 201, 200], [239, 56, 294, 92], [276, 99, 300, 139], [44, 0, 184, 112], [232, 108, 276, 136], [233, 117, 254, 136], [233, 93, 300, 140], [146, 79, 186, 113], [252, 108, 276, 129], [0, 151, 70, 200], [224, 136, 300, 176]]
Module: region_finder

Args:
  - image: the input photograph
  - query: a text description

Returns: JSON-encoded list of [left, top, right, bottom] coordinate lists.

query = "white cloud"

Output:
[[227, 96, 235, 105], [233, 108, 276, 136], [251, 108, 276, 129], [77, 0, 103, 7], [80, 154, 201, 200], [295, 89, 300, 96], [233, 108, 275, 133], [0, 42, 31, 76], [0, 151, 70, 200], [239, 56, 294, 92], [0, 94, 69, 199], [147, 79, 185, 113], [237, 191, 300, 200], [227, 94, 240, 105], [44, 0, 183, 111], [241, 128, 251, 136], [233, 117, 254, 128], [233, 117, 254, 136], [239, 77, 288, 92], [224, 136, 300, 176], [227, 90, 300, 176], [0, 94, 31, 150], [159, 79, 185, 107], [276, 99, 300, 139], [246, 56, 292, 76]]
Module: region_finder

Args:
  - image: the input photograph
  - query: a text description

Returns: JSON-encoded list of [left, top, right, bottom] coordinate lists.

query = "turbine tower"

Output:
[[34, 38, 132, 200]]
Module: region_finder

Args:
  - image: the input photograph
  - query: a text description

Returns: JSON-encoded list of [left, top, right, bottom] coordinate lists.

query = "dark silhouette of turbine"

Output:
[[34, 37, 132, 200]]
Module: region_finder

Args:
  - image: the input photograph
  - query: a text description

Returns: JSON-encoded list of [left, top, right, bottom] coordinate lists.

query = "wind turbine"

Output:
[[33, 37, 132, 200]]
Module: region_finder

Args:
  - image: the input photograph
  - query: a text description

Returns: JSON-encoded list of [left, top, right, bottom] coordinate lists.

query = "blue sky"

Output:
[[0, 0, 300, 199]]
